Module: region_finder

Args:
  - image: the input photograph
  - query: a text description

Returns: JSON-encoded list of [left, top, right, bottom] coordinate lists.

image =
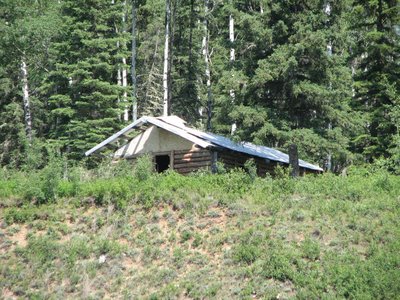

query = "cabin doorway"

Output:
[[155, 155, 170, 173]]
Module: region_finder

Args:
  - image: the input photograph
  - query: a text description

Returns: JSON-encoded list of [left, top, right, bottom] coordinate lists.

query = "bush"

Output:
[[16, 236, 59, 266], [233, 229, 267, 265], [244, 159, 257, 181], [261, 249, 294, 281], [134, 155, 154, 181], [301, 238, 320, 261]]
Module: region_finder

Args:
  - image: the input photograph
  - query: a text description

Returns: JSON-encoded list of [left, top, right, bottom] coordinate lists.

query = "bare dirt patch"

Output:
[[1, 288, 17, 300], [9, 225, 29, 248]]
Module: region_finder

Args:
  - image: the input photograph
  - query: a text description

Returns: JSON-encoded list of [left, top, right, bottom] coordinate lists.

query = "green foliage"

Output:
[[351, 0, 400, 160], [17, 236, 59, 266], [244, 159, 257, 181], [301, 238, 320, 261], [133, 155, 154, 181], [63, 236, 91, 266], [233, 228, 267, 265], [0, 0, 398, 173], [1, 166, 400, 298], [260, 247, 294, 282]]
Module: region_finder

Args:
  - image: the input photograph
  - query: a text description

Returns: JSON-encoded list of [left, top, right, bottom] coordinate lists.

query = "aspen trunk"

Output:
[[113, 0, 129, 121], [325, 2, 332, 171], [121, 0, 129, 121], [21, 58, 32, 143], [131, 0, 138, 121], [117, 48, 122, 121], [203, 0, 212, 131], [229, 7, 236, 134], [163, 0, 171, 116]]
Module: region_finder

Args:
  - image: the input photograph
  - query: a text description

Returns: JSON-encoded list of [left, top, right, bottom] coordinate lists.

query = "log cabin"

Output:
[[85, 116, 323, 176]]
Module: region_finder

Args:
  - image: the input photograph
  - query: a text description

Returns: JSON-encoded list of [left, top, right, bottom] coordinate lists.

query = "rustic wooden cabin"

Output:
[[85, 116, 323, 175]]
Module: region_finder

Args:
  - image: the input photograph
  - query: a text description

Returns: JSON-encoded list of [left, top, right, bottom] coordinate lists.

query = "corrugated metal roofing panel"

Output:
[[159, 117, 323, 172]]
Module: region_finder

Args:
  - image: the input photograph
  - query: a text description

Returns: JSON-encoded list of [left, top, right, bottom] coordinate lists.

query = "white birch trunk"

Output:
[[325, 1, 332, 171], [131, 0, 138, 121], [229, 9, 236, 134], [229, 14, 235, 62], [203, 0, 213, 130], [21, 58, 32, 143], [163, 0, 171, 116], [117, 50, 122, 121], [121, 0, 129, 121]]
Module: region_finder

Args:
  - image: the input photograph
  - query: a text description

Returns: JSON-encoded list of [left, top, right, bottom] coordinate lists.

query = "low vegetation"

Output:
[[1, 158, 399, 299]]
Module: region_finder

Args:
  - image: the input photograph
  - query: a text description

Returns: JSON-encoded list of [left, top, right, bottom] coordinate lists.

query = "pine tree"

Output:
[[45, 0, 128, 159], [351, 0, 400, 160], [169, 0, 204, 124], [136, 0, 165, 116], [211, 0, 355, 169]]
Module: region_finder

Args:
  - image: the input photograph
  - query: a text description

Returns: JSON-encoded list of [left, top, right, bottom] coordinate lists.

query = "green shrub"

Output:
[[244, 159, 257, 181], [4, 207, 37, 224], [180, 230, 193, 243], [301, 238, 320, 261], [94, 238, 123, 256], [233, 229, 267, 265], [134, 155, 154, 181], [81, 178, 133, 209], [63, 236, 91, 266], [16, 236, 59, 266], [261, 249, 293, 281]]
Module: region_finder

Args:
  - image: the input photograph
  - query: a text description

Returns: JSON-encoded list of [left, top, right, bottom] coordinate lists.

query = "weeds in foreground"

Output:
[[0, 160, 399, 298]]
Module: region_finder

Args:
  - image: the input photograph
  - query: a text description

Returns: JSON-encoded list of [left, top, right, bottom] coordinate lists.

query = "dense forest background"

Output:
[[0, 0, 398, 172]]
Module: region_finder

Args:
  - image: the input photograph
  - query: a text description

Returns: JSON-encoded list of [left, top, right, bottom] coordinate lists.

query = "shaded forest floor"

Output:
[[0, 164, 399, 299]]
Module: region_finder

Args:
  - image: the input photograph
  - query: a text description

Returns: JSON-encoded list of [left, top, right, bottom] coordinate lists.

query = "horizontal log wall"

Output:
[[121, 149, 320, 176], [173, 149, 212, 175], [218, 151, 278, 177]]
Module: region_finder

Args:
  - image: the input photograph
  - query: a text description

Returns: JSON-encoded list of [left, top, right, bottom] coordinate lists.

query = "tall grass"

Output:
[[1, 158, 399, 298]]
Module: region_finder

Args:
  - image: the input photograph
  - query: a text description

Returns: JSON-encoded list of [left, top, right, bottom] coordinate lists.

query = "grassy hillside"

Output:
[[1, 161, 399, 299]]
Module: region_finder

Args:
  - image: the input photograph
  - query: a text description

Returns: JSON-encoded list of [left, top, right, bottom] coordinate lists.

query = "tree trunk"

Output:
[[131, 0, 138, 121], [121, 0, 129, 121], [203, 0, 213, 131], [114, 0, 129, 122], [325, 2, 332, 171], [21, 57, 32, 143], [163, 0, 171, 116], [229, 7, 236, 134]]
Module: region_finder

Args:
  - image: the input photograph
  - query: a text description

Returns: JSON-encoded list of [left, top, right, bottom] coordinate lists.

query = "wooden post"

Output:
[[211, 151, 218, 173], [288, 144, 299, 177], [170, 150, 174, 170]]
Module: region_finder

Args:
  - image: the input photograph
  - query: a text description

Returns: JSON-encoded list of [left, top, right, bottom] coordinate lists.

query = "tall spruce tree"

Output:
[[169, 0, 204, 124], [351, 0, 400, 161], [211, 0, 355, 169], [45, 0, 128, 159]]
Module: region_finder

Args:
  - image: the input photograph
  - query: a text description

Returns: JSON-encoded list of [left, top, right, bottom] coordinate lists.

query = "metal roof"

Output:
[[85, 115, 323, 172]]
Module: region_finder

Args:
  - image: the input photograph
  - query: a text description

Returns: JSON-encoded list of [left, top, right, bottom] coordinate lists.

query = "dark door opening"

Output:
[[155, 155, 170, 173]]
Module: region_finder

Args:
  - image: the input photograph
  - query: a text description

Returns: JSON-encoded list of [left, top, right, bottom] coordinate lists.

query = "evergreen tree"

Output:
[[211, 0, 355, 169], [136, 0, 165, 116], [45, 0, 129, 159], [0, 0, 60, 166], [170, 0, 204, 125], [351, 0, 400, 161]]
